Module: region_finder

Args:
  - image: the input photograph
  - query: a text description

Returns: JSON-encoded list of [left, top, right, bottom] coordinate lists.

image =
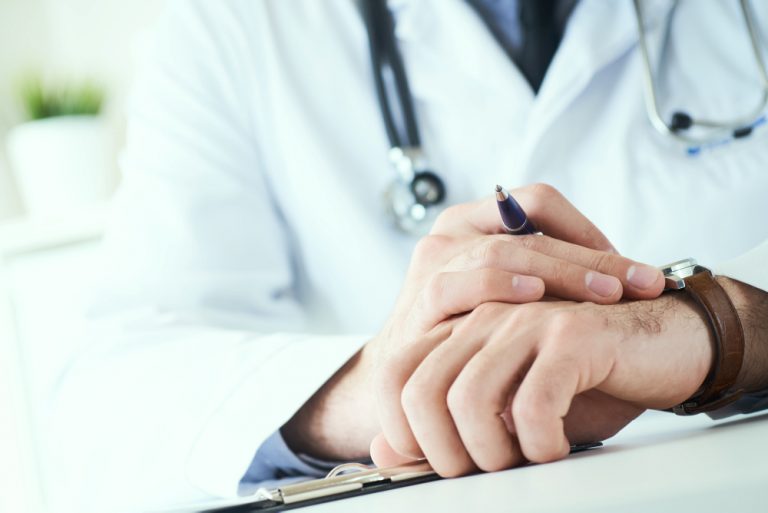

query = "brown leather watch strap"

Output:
[[671, 269, 745, 415]]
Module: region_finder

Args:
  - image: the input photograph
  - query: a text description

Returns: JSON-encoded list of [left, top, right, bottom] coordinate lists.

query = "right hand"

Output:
[[371, 183, 664, 358], [367, 183, 665, 460], [282, 184, 664, 462]]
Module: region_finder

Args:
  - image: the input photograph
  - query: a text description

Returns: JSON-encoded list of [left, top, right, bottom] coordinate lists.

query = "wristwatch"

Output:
[[660, 258, 745, 415]]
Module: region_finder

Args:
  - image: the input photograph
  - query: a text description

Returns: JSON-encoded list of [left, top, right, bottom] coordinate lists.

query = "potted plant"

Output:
[[5, 77, 112, 218]]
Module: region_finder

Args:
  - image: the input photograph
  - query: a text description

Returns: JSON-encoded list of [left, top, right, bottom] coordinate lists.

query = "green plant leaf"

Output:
[[18, 76, 105, 121]]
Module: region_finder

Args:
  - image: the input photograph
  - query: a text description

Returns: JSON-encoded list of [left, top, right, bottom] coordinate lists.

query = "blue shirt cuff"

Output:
[[707, 390, 768, 420], [238, 429, 366, 495]]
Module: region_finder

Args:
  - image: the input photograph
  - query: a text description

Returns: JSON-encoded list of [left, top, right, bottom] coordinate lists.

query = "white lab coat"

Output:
[[47, 0, 768, 511]]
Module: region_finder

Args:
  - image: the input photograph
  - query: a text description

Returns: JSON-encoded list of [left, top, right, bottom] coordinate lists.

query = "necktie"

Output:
[[517, 0, 559, 92]]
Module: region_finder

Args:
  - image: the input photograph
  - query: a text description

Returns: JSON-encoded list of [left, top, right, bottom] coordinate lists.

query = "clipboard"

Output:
[[180, 442, 601, 512]]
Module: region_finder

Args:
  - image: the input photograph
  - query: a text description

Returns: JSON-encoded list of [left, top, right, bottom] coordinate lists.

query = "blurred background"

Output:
[[0, 1, 167, 511]]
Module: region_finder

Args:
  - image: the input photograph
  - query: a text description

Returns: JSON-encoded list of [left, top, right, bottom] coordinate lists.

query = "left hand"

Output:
[[371, 293, 714, 476]]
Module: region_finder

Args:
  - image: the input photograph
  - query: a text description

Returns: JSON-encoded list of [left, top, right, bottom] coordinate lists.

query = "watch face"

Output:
[[660, 258, 698, 290], [660, 258, 698, 277]]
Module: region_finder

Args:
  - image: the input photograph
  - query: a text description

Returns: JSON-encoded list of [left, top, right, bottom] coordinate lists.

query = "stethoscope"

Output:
[[362, 0, 768, 235], [633, 0, 768, 156]]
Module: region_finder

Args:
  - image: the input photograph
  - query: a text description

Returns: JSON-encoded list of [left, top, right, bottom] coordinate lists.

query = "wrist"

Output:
[[282, 343, 379, 461], [716, 276, 768, 393], [609, 293, 714, 409], [649, 260, 749, 415], [662, 292, 716, 406]]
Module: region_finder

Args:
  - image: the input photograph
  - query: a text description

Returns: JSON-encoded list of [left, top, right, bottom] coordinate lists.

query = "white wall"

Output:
[[0, 0, 168, 221], [0, 2, 168, 511], [0, 0, 48, 219]]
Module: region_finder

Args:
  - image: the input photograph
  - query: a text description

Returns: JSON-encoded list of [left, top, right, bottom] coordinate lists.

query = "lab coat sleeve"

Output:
[[713, 238, 768, 293], [47, 1, 368, 511]]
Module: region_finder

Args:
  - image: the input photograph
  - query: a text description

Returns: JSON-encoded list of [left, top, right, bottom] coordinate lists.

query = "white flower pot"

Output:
[[0, 153, 23, 220], [6, 116, 113, 218]]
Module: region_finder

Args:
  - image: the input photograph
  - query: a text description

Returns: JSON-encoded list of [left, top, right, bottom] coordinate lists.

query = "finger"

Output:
[[375, 322, 454, 460], [512, 352, 577, 463], [431, 183, 616, 253], [407, 269, 545, 334], [447, 328, 531, 473], [512, 184, 616, 252], [370, 432, 419, 468], [446, 238, 623, 304], [486, 234, 664, 299], [401, 314, 498, 477], [512, 330, 615, 463]]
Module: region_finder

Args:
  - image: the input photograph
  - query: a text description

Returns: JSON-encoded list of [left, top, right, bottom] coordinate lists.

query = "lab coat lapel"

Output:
[[525, 0, 675, 149], [389, 0, 534, 108]]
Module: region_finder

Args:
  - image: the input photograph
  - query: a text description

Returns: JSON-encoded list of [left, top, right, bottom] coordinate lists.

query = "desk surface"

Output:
[[304, 411, 768, 513]]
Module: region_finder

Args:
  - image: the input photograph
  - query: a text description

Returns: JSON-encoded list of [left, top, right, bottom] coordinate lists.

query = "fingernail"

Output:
[[512, 275, 543, 294], [585, 272, 621, 297], [627, 265, 661, 289]]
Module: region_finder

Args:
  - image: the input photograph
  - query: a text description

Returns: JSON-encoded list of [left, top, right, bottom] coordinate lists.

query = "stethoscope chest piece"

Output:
[[384, 146, 446, 235]]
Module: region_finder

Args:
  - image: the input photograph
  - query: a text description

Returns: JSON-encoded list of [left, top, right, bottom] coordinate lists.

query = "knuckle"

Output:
[[547, 310, 580, 341], [549, 259, 572, 285], [516, 234, 540, 252], [472, 239, 506, 268], [423, 273, 449, 313], [527, 182, 561, 204], [446, 382, 472, 420], [432, 205, 465, 232], [413, 234, 450, 261], [466, 301, 503, 324], [589, 249, 616, 273], [375, 353, 410, 396], [580, 223, 603, 245], [511, 392, 544, 426], [521, 183, 563, 219], [446, 378, 485, 420], [475, 268, 499, 297], [401, 373, 444, 420], [400, 378, 428, 415], [500, 305, 532, 330]]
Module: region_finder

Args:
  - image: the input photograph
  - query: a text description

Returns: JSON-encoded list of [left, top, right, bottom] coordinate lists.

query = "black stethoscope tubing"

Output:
[[362, 0, 448, 235], [362, 0, 421, 149]]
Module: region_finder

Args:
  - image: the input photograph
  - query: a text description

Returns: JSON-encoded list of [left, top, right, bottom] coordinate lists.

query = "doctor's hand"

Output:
[[282, 184, 664, 461], [374, 183, 665, 363], [370, 293, 718, 475]]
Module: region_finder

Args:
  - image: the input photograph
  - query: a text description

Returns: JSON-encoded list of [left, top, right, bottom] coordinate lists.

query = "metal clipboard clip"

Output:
[[188, 442, 602, 511], [243, 442, 602, 510], [251, 460, 438, 508]]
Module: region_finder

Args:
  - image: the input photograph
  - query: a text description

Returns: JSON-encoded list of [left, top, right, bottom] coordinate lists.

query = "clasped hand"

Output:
[[365, 184, 710, 476]]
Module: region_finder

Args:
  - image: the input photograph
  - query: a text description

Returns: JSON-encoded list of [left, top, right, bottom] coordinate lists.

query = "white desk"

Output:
[[301, 410, 768, 513]]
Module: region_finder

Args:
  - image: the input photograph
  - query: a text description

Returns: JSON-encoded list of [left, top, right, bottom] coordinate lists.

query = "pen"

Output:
[[494, 185, 539, 235]]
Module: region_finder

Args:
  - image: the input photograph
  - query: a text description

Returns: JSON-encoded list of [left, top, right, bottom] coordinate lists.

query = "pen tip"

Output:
[[495, 184, 503, 193]]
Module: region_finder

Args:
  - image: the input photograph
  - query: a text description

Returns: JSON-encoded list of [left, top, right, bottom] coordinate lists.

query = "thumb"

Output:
[[370, 432, 420, 468]]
